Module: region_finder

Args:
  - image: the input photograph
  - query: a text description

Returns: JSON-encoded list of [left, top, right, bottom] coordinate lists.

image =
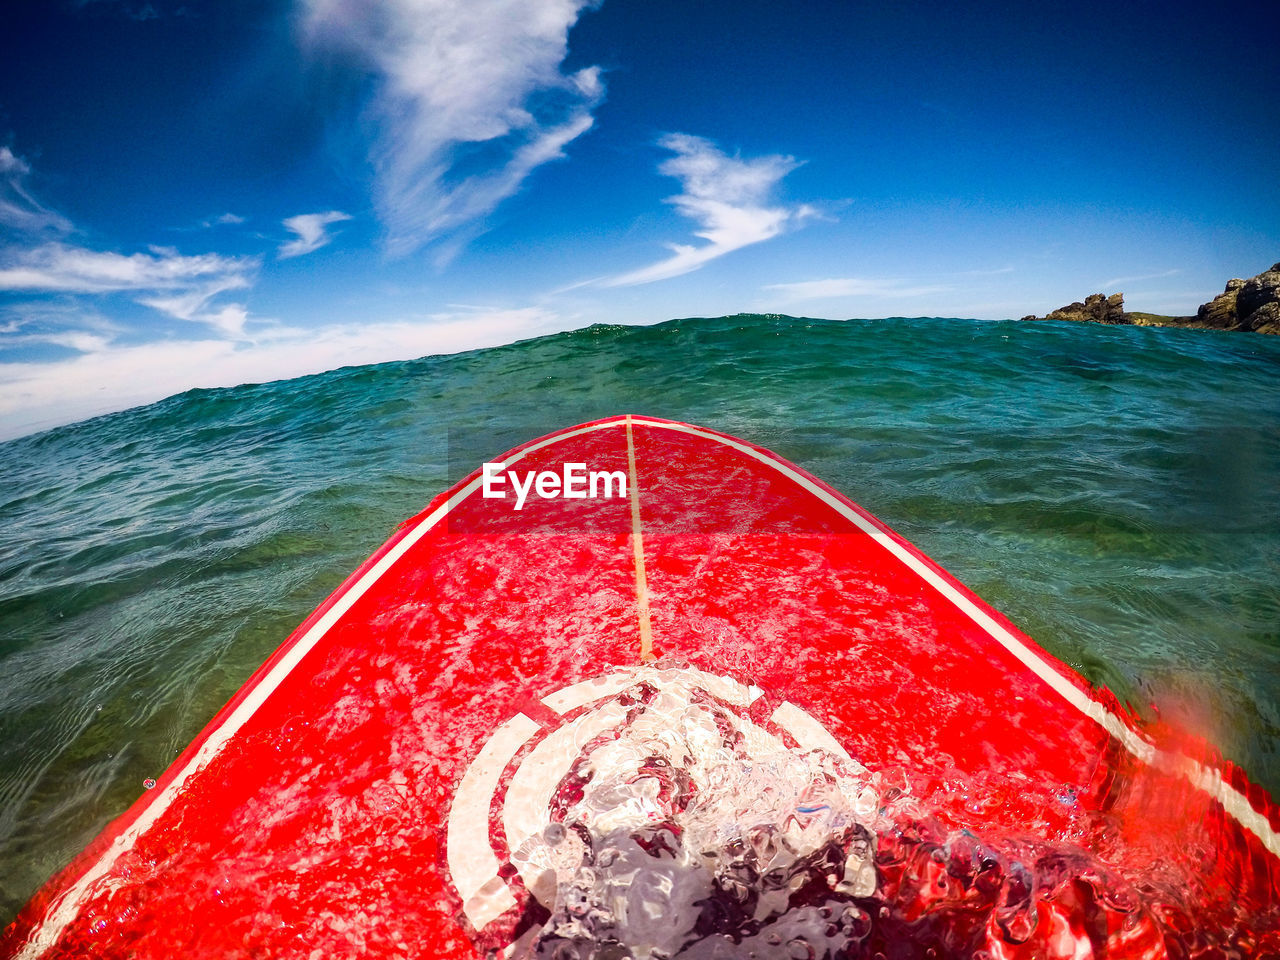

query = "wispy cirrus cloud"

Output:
[[301, 0, 603, 259], [0, 148, 259, 338], [0, 243, 258, 336], [603, 134, 814, 287], [0, 147, 74, 236], [279, 210, 352, 259], [763, 277, 951, 303], [202, 212, 246, 228], [137, 282, 252, 337], [1100, 268, 1179, 288], [0, 299, 121, 342], [7, 328, 115, 354], [0, 243, 251, 293]]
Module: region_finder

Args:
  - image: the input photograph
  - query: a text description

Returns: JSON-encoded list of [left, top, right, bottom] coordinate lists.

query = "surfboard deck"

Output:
[[4, 415, 1278, 958]]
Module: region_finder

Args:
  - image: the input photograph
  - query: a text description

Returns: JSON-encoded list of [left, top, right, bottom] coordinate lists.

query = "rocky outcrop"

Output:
[[1237, 263, 1280, 333], [1245, 301, 1280, 335], [1019, 293, 1132, 325], [1021, 261, 1280, 334], [1046, 292, 1127, 325], [1194, 264, 1280, 333], [1196, 278, 1245, 329]]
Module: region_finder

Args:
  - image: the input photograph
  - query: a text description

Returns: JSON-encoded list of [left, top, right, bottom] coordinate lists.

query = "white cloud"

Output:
[[137, 282, 251, 336], [763, 277, 952, 302], [0, 323, 114, 354], [301, 0, 603, 258], [954, 265, 1015, 277], [0, 306, 572, 440], [0, 243, 252, 293], [0, 153, 257, 345], [1100, 268, 1179, 288], [36, 330, 115, 353], [201, 212, 246, 228], [603, 134, 813, 287], [279, 210, 353, 259], [0, 301, 121, 353], [0, 147, 74, 236], [0, 243, 257, 333]]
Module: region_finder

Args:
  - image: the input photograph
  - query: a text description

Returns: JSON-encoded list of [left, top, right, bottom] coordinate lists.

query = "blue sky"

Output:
[[1, 0, 1277, 438]]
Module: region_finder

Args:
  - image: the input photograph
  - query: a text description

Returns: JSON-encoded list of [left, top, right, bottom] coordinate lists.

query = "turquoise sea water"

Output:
[[1, 314, 1278, 924]]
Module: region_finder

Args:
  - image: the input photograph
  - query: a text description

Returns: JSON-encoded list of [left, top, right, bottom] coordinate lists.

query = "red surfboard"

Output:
[[4, 415, 1278, 959]]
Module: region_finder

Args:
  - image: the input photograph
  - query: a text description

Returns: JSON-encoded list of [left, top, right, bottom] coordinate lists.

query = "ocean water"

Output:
[[1, 313, 1278, 926]]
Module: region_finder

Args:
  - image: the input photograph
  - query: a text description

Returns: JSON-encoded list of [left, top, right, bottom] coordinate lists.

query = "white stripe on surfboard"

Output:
[[540, 665, 763, 716], [770, 701, 867, 774], [447, 713, 540, 930], [17, 415, 1278, 957]]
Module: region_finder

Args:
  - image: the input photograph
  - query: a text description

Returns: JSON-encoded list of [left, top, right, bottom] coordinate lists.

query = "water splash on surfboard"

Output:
[[468, 663, 1235, 959]]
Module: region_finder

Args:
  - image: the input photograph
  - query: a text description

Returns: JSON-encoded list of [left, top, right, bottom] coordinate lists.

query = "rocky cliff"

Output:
[[1034, 293, 1128, 325], [1021, 261, 1280, 334], [1197, 263, 1280, 333]]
